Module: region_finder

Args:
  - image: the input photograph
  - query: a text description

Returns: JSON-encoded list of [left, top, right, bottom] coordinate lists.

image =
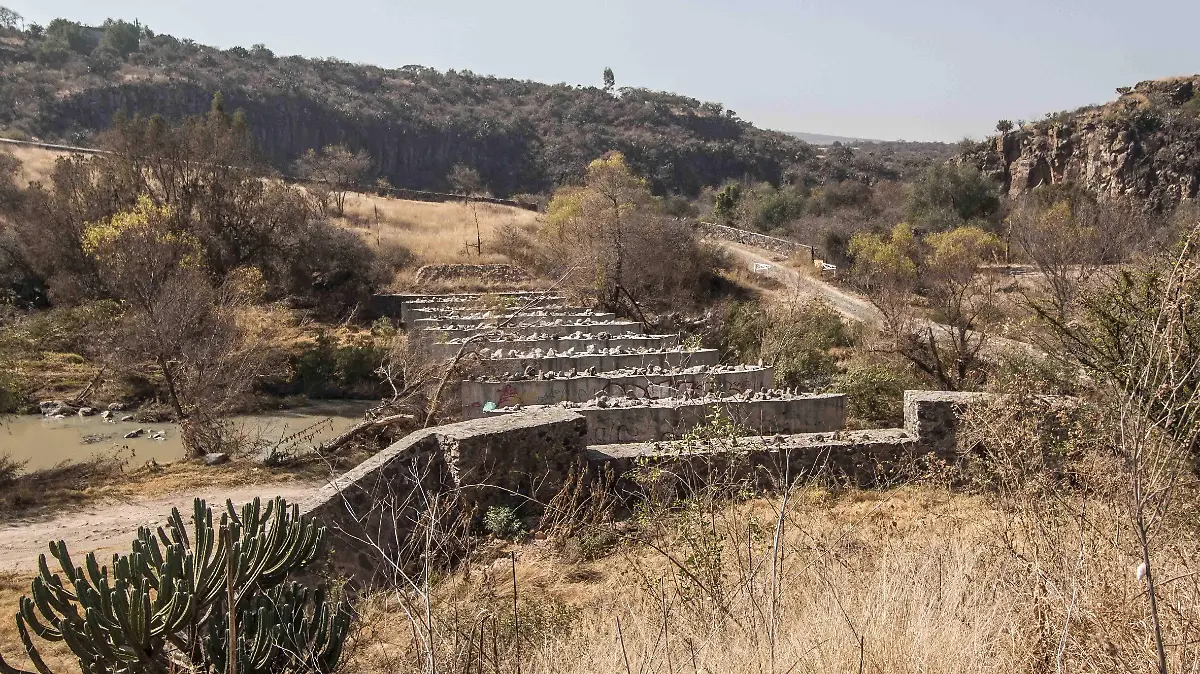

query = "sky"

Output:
[[9, 0, 1200, 142]]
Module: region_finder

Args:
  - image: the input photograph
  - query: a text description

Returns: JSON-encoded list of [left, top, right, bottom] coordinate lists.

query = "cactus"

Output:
[[0, 497, 348, 674]]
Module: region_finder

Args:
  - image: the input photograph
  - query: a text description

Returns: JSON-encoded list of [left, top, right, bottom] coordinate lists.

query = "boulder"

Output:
[[203, 452, 230, 466]]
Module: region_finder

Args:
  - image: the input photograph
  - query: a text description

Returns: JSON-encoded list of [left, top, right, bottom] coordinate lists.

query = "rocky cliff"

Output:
[[959, 76, 1200, 210]]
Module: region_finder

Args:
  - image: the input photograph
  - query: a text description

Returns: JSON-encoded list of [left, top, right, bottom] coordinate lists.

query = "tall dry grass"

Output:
[[4, 145, 69, 185], [335, 192, 539, 268], [343, 486, 1046, 674]]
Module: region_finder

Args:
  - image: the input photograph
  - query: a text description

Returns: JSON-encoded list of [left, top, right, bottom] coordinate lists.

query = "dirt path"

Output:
[[0, 480, 326, 572], [715, 239, 1040, 358], [719, 241, 883, 323]]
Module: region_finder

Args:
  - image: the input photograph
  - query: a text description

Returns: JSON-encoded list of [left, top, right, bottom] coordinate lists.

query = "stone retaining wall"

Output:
[[431, 334, 679, 359], [412, 312, 616, 329], [461, 366, 774, 418], [424, 320, 644, 341], [475, 349, 720, 377], [696, 221, 815, 263], [300, 408, 586, 585], [492, 393, 847, 444]]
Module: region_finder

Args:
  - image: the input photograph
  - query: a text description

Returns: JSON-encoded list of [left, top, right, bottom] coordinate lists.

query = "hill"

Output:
[[0, 19, 826, 198], [0, 16, 960, 198], [958, 75, 1200, 210]]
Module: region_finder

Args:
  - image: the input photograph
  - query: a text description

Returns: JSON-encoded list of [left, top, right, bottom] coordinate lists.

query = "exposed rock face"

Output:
[[960, 76, 1200, 210]]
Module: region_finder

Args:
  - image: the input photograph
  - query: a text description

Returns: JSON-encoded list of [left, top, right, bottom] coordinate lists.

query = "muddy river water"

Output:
[[0, 400, 375, 471]]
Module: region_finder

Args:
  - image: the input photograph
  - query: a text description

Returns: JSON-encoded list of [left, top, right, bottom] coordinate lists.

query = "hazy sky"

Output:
[[10, 0, 1200, 142]]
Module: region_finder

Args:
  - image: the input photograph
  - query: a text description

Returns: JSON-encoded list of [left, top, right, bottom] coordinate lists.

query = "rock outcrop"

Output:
[[959, 76, 1200, 210]]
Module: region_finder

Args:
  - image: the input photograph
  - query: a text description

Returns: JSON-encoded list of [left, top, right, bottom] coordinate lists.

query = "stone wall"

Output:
[[902, 390, 990, 457], [461, 366, 774, 417], [695, 221, 815, 263], [423, 320, 644, 341], [411, 312, 616, 329], [431, 334, 679, 359], [300, 408, 585, 585], [476, 348, 720, 377], [494, 393, 847, 444], [588, 429, 917, 488]]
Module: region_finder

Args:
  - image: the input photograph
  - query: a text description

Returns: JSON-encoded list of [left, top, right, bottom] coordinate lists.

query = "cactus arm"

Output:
[[7, 615, 54, 674]]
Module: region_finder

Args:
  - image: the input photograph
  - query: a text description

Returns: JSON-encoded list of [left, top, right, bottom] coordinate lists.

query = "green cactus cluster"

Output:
[[0, 497, 350, 674]]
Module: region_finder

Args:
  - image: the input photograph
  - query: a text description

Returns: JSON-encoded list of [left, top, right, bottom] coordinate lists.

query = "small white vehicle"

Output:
[[752, 262, 771, 274]]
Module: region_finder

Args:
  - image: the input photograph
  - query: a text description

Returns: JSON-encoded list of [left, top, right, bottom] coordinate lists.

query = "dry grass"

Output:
[[2, 144, 69, 185], [334, 192, 540, 270], [345, 486, 1040, 674]]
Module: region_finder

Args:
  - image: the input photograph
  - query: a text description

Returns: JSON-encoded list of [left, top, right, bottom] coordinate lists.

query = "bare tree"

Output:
[[448, 164, 485, 256], [85, 196, 274, 456], [293, 144, 372, 217], [1009, 192, 1140, 320]]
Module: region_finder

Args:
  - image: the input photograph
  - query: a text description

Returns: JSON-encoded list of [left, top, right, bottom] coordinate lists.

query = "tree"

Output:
[[83, 196, 272, 455], [292, 144, 371, 216], [45, 18, 91, 54], [713, 183, 742, 223], [996, 119, 1014, 133], [16, 96, 378, 316], [1008, 188, 1139, 320], [905, 163, 1001, 232], [850, 223, 1002, 390], [448, 164, 485, 255], [0, 6, 21, 30], [603, 67, 616, 92], [545, 152, 719, 315], [99, 18, 141, 58]]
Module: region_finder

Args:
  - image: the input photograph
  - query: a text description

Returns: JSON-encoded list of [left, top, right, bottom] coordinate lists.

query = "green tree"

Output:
[[45, 18, 90, 54], [850, 223, 1002, 390], [546, 152, 715, 314], [0, 6, 21, 30], [996, 119, 1014, 133], [603, 67, 615, 92], [905, 164, 1001, 232], [99, 18, 141, 58], [713, 183, 741, 223]]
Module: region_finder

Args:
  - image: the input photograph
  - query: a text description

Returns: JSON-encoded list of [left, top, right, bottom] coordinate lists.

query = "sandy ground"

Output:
[[0, 480, 326, 571]]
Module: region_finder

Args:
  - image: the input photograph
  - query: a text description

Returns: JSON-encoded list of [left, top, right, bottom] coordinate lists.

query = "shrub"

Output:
[[277, 219, 384, 317], [833, 361, 910, 427], [483, 504, 524, 538]]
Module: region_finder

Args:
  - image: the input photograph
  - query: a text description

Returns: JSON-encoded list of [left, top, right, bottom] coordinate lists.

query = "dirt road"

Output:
[[0, 480, 325, 572], [715, 239, 1040, 358], [720, 241, 882, 323]]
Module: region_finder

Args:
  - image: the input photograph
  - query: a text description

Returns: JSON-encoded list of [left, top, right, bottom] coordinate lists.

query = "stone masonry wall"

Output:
[[696, 221, 815, 263], [300, 408, 585, 585]]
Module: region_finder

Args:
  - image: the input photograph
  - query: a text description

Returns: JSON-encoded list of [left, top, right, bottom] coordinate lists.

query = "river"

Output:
[[0, 400, 375, 472]]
